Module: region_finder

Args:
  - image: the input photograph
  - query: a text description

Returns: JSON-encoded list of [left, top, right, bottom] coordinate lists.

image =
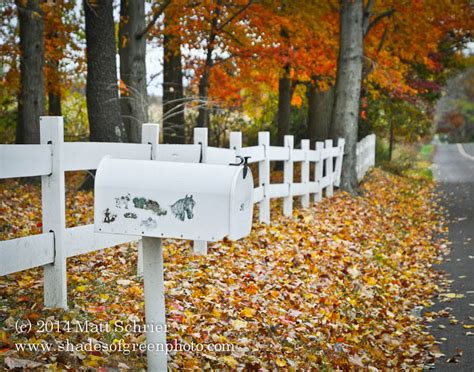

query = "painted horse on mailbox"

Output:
[[171, 195, 196, 221]]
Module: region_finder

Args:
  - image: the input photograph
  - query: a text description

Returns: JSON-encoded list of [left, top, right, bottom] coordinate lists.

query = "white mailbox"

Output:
[[94, 157, 253, 241]]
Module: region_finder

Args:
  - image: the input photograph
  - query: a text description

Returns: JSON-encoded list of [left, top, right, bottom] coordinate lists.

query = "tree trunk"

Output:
[[307, 82, 334, 144], [47, 58, 61, 116], [119, 0, 148, 143], [85, 0, 126, 142], [388, 118, 394, 161], [196, 67, 210, 128], [48, 91, 62, 116], [196, 0, 222, 128], [16, 0, 45, 145], [276, 64, 292, 146], [163, 10, 185, 143], [330, 0, 364, 193]]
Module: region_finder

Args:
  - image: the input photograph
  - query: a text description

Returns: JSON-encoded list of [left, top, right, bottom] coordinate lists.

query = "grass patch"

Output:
[[376, 139, 434, 181], [419, 144, 434, 160]]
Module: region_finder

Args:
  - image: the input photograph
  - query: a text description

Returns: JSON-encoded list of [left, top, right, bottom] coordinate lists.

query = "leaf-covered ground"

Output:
[[0, 169, 449, 369]]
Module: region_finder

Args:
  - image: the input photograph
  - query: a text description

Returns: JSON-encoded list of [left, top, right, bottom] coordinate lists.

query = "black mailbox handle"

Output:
[[229, 156, 251, 179]]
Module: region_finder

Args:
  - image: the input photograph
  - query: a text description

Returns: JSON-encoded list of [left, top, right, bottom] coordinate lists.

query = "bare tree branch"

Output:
[[362, 0, 375, 33], [365, 7, 395, 37], [217, 0, 253, 31], [377, 24, 389, 52], [136, 0, 172, 39]]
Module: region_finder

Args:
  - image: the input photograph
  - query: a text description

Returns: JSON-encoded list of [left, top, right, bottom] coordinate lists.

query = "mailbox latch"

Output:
[[229, 156, 251, 179]]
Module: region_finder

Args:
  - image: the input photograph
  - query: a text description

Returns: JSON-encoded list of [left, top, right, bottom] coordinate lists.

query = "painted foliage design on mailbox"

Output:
[[115, 193, 131, 209], [133, 197, 168, 216], [141, 217, 157, 229], [101, 193, 197, 229], [103, 208, 117, 223], [170, 195, 196, 221]]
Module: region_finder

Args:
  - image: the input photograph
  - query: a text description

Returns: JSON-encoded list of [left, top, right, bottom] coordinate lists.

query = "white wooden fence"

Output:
[[356, 133, 376, 181], [0, 116, 375, 308]]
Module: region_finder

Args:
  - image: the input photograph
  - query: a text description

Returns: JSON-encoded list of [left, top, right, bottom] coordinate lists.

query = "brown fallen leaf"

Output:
[[446, 356, 459, 363]]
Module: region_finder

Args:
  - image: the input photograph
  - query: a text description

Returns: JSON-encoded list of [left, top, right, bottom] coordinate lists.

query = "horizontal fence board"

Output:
[[63, 142, 151, 171], [268, 183, 290, 199], [292, 149, 305, 162], [156, 144, 200, 163], [238, 146, 265, 163], [308, 150, 322, 162], [321, 148, 332, 159], [268, 146, 289, 161], [207, 147, 236, 165], [0, 233, 55, 275], [292, 182, 307, 196], [320, 176, 332, 188], [65, 224, 138, 258], [253, 186, 264, 203], [0, 144, 52, 179], [308, 181, 318, 193]]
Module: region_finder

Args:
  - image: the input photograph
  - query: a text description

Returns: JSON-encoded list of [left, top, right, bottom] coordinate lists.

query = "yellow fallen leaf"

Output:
[[276, 357, 287, 367], [212, 308, 222, 318], [220, 355, 238, 368], [231, 319, 247, 330], [366, 277, 377, 286], [240, 307, 256, 318], [463, 325, 474, 329], [444, 293, 464, 298], [76, 285, 87, 292]]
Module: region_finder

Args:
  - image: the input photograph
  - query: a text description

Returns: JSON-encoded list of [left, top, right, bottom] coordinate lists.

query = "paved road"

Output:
[[431, 144, 474, 370], [462, 143, 474, 157]]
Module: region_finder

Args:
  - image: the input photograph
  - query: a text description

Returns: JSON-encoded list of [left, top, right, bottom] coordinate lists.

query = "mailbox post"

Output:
[[142, 236, 167, 370], [94, 156, 253, 370]]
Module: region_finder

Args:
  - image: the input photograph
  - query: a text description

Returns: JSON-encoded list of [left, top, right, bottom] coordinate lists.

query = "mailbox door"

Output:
[[95, 158, 253, 242], [229, 167, 254, 240]]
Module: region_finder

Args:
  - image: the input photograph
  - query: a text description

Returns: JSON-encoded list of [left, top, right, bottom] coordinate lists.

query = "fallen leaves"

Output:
[[240, 307, 256, 318], [0, 169, 450, 369], [442, 293, 465, 299]]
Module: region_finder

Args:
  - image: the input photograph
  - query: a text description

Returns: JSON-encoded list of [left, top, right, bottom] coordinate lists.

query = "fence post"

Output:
[[283, 135, 294, 217], [193, 127, 208, 255], [258, 132, 270, 223], [301, 139, 310, 208], [324, 139, 334, 197], [356, 142, 361, 181], [315, 141, 324, 202], [229, 131, 242, 153], [41, 116, 67, 309], [137, 124, 160, 276], [371, 134, 376, 167], [334, 138, 345, 187]]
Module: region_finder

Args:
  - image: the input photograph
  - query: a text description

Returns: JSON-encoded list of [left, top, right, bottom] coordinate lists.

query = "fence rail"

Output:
[[0, 116, 375, 308]]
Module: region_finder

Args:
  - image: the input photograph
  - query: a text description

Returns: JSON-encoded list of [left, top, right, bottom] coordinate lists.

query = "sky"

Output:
[[144, 45, 164, 97]]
